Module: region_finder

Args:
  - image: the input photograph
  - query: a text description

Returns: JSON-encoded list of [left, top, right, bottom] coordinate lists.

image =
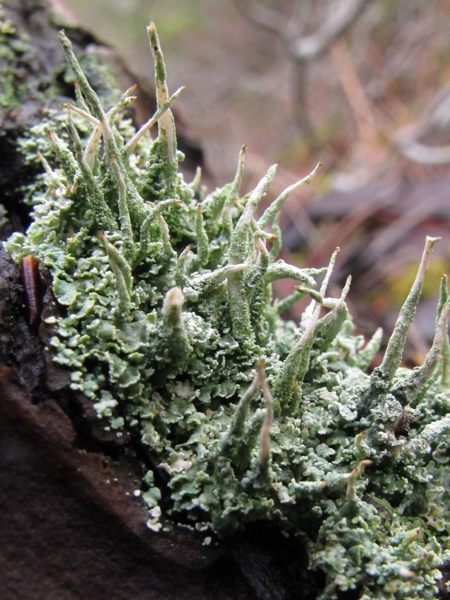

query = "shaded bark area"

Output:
[[0, 395, 246, 600]]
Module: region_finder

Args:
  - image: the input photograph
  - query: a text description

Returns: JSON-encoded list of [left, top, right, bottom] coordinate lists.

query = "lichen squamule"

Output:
[[5, 23, 450, 600]]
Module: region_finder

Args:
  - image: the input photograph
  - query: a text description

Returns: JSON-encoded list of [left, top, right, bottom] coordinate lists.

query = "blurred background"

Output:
[[50, 0, 450, 361]]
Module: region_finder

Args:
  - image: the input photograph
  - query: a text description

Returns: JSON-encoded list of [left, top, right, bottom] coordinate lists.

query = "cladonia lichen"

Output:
[[5, 23, 450, 600]]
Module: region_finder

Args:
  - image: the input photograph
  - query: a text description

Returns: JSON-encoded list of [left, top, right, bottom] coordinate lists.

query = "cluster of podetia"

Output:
[[5, 24, 450, 600]]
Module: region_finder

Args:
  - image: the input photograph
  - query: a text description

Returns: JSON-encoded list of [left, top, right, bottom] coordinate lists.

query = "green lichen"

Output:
[[5, 24, 450, 600], [0, 3, 120, 112], [0, 7, 31, 109]]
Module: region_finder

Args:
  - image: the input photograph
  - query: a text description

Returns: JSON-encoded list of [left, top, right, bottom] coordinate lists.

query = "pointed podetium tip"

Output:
[[148, 22, 163, 67], [160, 287, 192, 365], [399, 298, 450, 399], [147, 21, 177, 164], [147, 22, 158, 46], [347, 459, 372, 502], [258, 361, 274, 481], [219, 359, 271, 460], [258, 159, 322, 230], [98, 232, 133, 315], [371, 236, 441, 389]]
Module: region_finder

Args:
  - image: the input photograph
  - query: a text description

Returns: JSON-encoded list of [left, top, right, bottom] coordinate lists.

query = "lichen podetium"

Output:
[[5, 23, 450, 600]]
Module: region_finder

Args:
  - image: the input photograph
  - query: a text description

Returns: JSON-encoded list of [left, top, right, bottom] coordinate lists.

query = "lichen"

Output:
[[0, 4, 120, 112], [5, 23, 450, 600], [0, 6, 31, 109]]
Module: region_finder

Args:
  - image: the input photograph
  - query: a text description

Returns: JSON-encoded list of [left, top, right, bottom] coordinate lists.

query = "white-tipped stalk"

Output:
[[36, 150, 58, 183], [125, 86, 185, 155], [437, 275, 450, 384], [320, 247, 340, 296], [258, 159, 322, 230], [195, 205, 210, 266], [139, 199, 181, 251], [82, 87, 137, 168], [175, 244, 192, 287], [218, 359, 274, 482], [258, 364, 274, 481], [83, 124, 104, 169], [273, 306, 322, 406], [62, 102, 101, 126], [162, 286, 184, 325], [372, 236, 440, 386], [190, 166, 202, 192], [59, 30, 112, 143], [274, 248, 341, 406], [399, 299, 450, 400], [346, 459, 372, 502], [222, 145, 247, 237], [98, 232, 133, 315], [108, 84, 137, 122], [157, 213, 174, 256], [161, 287, 192, 365], [220, 359, 264, 449], [226, 165, 277, 344], [147, 22, 177, 163], [74, 81, 89, 113], [109, 155, 134, 261]]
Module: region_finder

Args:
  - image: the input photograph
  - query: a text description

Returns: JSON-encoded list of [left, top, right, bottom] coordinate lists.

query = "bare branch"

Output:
[[232, 0, 287, 37], [396, 140, 450, 165], [233, 0, 370, 136], [289, 0, 369, 61], [395, 82, 450, 165]]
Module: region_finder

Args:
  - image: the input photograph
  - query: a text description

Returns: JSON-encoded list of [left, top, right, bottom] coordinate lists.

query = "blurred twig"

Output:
[[395, 82, 450, 165], [288, 0, 369, 61], [330, 37, 377, 147], [233, 0, 370, 136], [233, 0, 368, 58]]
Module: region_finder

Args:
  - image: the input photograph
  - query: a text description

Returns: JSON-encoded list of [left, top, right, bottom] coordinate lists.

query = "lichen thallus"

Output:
[[5, 22, 450, 600]]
